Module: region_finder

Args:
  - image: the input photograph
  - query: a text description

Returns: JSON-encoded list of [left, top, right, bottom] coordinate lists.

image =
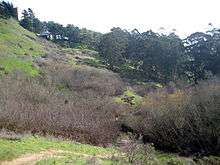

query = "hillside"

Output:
[[0, 18, 45, 76], [0, 131, 201, 165], [0, 132, 123, 165], [0, 18, 126, 164], [0, 18, 219, 165]]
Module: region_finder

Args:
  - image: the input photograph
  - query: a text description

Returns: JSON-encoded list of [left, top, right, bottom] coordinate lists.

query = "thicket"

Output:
[[0, 63, 126, 146], [1, 1, 219, 157], [41, 63, 124, 97], [121, 79, 220, 155]]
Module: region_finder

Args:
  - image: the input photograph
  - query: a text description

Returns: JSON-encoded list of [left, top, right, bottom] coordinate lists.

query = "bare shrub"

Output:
[[0, 129, 25, 140], [197, 156, 220, 165], [41, 62, 125, 97], [131, 83, 160, 97], [121, 79, 220, 155], [86, 157, 101, 165], [121, 135, 158, 165], [0, 73, 122, 146]]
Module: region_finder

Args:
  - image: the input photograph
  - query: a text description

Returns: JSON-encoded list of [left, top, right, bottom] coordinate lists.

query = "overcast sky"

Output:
[[7, 0, 220, 37]]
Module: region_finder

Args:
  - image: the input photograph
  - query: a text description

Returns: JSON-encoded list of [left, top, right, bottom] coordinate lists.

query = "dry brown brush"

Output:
[[0, 64, 125, 146], [121, 79, 220, 155]]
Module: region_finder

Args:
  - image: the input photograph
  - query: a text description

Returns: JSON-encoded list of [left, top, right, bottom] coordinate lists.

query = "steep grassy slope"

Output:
[[0, 18, 44, 76]]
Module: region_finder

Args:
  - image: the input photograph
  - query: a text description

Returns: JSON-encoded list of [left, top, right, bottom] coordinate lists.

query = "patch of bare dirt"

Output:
[[0, 150, 64, 165]]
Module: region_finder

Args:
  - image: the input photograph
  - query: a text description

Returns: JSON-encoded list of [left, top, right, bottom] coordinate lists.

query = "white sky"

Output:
[[6, 0, 220, 38]]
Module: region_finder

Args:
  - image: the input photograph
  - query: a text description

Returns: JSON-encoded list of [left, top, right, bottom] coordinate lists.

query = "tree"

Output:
[[65, 24, 80, 47], [45, 21, 65, 42], [126, 30, 185, 83], [33, 18, 43, 33], [79, 28, 102, 50], [20, 9, 32, 31], [0, 1, 17, 19], [20, 8, 43, 33], [99, 27, 129, 70], [183, 30, 220, 83]]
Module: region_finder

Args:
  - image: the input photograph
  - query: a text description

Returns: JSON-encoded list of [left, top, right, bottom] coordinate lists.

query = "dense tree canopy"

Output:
[[17, 7, 220, 84], [99, 27, 129, 69], [99, 28, 220, 84], [128, 31, 184, 83], [65, 24, 81, 47], [183, 30, 220, 83], [79, 28, 102, 50]]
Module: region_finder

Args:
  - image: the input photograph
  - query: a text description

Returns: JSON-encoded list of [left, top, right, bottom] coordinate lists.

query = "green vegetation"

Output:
[[36, 154, 123, 165], [0, 57, 39, 76], [36, 157, 90, 165], [0, 136, 118, 161], [0, 2, 220, 164], [157, 152, 189, 164], [123, 80, 220, 155], [68, 56, 103, 68], [74, 43, 91, 50], [114, 89, 142, 106], [0, 1, 18, 19], [99, 28, 220, 84], [0, 18, 44, 56], [80, 56, 105, 68], [63, 47, 106, 68], [17, 5, 220, 85], [0, 135, 208, 165], [0, 18, 44, 76]]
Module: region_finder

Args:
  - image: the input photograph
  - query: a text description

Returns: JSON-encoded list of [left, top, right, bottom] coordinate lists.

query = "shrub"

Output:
[[121, 79, 220, 155], [41, 62, 124, 97], [120, 135, 159, 165], [0, 72, 123, 146]]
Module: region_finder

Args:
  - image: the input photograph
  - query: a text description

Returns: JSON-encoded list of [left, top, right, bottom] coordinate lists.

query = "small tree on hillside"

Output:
[[0, 1, 17, 19], [65, 24, 81, 47], [20, 10, 31, 30], [20, 8, 43, 33]]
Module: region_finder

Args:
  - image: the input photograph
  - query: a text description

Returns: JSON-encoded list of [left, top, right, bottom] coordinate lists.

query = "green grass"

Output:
[[0, 18, 45, 76], [0, 57, 39, 76], [114, 89, 143, 107], [63, 47, 106, 68], [73, 43, 92, 50], [0, 136, 122, 161], [36, 155, 125, 165], [0, 18, 44, 57], [68, 58, 78, 65], [0, 135, 218, 165], [0, 136, 126, 164], [68, 56, 106, 68], [36, 156, 88, 165], [0, 136, 116, 161]]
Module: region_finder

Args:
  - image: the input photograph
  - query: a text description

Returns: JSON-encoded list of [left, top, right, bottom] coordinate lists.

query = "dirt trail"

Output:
[[0, 150, 64, 165], [0, 150, 122, 165]]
